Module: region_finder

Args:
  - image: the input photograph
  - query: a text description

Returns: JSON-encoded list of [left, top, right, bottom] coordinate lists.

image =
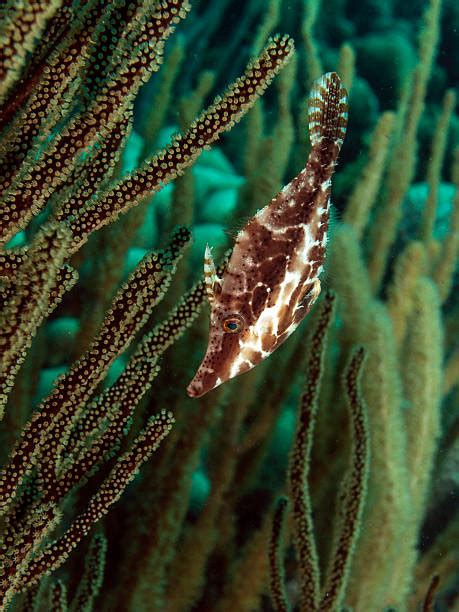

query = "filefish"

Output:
[[187, 72, 348, 398]]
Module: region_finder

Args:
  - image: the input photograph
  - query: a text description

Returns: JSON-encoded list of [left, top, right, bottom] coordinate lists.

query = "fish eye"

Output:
[[222, 314, 245, 334]]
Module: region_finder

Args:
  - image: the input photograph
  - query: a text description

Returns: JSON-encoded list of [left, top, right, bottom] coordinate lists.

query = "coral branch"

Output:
[[422, 574, 440, 612], [1, 411, 173, 606], [0, 224, 72, 417], [50, 579, 67, 612], [288, 292, 336, 611], [70, 532, 106, 611], [320, 347, 369, 611], [0, 1, 190, 245], [0, 227, 190, 511], [268, 497, 290, 612], [66, 35, 294, 252], [0, 0, 59, 102]]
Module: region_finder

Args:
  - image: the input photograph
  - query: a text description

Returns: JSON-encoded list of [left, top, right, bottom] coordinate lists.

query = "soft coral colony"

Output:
[[0, 0, 292, 606], [0, 1, 459, 612]]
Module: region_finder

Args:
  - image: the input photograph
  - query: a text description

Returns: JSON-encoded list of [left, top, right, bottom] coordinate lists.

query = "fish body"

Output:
[[187, 72, 348, 398]]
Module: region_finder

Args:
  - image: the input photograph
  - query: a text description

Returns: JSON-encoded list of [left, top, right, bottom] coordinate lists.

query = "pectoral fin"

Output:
[[306, 277, 321, 305], [294, 278, 322, 324]]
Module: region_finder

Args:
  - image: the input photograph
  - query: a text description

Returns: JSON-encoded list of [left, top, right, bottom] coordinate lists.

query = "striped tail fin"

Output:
[[308, 72, 348, 148]]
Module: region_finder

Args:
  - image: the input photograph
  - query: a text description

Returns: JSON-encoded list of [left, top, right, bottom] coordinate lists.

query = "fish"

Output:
[[187, 72, 348, 398]]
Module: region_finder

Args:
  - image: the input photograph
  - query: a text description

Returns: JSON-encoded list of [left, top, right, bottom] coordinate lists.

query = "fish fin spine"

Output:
[[204, 244, 222, 303]]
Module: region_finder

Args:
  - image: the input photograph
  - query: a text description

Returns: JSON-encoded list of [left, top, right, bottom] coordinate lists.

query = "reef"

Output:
[[0, 0, 458, 610]]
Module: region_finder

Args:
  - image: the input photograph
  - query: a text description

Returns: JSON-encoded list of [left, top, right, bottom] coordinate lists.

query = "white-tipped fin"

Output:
[[204, 244, 222, 304]]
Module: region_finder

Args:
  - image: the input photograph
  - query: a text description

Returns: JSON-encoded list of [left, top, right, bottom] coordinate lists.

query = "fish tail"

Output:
[[308, 72, 348, 148]]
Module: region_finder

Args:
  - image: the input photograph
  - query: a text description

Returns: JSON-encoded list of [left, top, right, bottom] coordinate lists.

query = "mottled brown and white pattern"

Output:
[[187, 72, 348, 398]]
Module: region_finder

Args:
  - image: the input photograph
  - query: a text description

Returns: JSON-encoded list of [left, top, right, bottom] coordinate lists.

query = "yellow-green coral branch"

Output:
[[367, 0, 442, 291], [420, 89, 456, 242], [343, 111, 395, 239]]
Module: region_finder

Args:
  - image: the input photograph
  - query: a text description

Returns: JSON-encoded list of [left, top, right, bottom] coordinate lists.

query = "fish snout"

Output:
[[187, 366, 221, 398], [186, 379, 205, 398]]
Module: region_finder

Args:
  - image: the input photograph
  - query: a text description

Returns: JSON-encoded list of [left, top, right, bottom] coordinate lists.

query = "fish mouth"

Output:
[[187, 333, 239, 397], [186, 380, 206, 398], [187, 367, 222, 398]]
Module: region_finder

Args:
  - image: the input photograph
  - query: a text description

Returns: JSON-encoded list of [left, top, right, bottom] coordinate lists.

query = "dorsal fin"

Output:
[[204, 244, 222, 304], [308, 72, 348, 148]]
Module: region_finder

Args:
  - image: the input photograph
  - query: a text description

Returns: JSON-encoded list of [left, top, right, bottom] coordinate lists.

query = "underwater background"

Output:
[[0, 0, 459, 610]]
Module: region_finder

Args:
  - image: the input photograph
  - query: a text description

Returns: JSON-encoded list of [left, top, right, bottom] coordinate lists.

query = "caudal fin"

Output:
[[308, 72, 348, 148]]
